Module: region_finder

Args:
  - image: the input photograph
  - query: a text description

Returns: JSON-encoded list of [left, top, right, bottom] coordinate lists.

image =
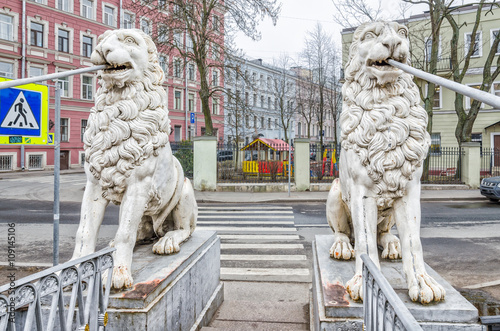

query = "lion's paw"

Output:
[[379, 232, 401, 260], [329, 233, 354, 260], [103, 265, 133, 290], [408, 273, 446, 304], [346, 274, 363, 301], [153, 236, 180, 255]]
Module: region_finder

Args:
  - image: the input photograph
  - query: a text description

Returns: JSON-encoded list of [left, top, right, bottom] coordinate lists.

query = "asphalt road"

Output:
[[1, 199, 499, 226]]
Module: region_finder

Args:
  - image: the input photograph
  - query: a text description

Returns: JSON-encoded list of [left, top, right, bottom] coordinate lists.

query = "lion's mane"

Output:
[[84, 31, 171, 204], [341, 25, 430, 208]]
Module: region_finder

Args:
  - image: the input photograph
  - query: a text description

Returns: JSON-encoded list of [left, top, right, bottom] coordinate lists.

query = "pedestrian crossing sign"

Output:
[[0, 77, 49, 145]]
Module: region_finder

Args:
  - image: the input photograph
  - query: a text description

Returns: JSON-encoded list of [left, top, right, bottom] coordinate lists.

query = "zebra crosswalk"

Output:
[[197, 205, 311, 282]]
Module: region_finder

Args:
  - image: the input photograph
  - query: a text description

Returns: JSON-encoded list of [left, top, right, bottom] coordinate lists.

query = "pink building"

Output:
[[0, 0, 224, 171]]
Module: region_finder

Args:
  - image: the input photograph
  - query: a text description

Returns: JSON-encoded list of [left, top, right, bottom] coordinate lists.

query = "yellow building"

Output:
[[341, 5, 500, 150]]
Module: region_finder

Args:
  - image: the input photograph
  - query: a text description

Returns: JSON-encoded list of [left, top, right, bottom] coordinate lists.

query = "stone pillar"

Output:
[[461, 142, 481, 189], [294, 138, 310, 191], [193, 136, 217, 191]]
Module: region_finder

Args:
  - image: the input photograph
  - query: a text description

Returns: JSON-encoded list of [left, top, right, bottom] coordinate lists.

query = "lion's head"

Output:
[[84, 29, 170, 203], [91, 29, 164, 89], [341, 22, 430, 208], [345, 21, 410, 86]]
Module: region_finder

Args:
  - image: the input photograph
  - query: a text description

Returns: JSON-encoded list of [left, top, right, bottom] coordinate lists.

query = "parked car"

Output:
[[217, 150, 233, 162], [480, 176, 500, 201]]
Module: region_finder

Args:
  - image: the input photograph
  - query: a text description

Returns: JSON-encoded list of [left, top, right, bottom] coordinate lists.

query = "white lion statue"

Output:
[[326, 21, 445, 304], [72, 29, 197, 290]]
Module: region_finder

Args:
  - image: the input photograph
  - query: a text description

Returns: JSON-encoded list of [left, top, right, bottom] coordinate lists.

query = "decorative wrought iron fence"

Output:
[[421, 147, 463, 184], [361, 254, 423, 331], [480, 148, 500, 179], [0, 247, 114, 331], [309, 142, 339, 183], [217, 141, 294, 184], [171, 141, 193, 179]]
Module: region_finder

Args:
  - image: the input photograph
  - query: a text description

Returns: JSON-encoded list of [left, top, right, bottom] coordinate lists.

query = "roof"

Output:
[[241, 138, 293, 152], [485, 120, 500, 130]]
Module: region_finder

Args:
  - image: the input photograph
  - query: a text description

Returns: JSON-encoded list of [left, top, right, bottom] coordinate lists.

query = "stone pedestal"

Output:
[[312, 235, 483, 330], [107, 230, 223, 331]]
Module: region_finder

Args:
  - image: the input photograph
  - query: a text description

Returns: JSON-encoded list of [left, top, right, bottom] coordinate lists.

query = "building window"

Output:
[[174, 31, 183, 47], [260, 116, 264, 128], [174, 125, 181, 142], [0, 61, 13, 78], [157, 24, 167, 42], [492, 29, 500, 55], [103, 5, 115, 27], [81, 119, 87, 142], [430, 132, 441, 154], [260, 95, 264, 108], [212, 44, 219, 60], [188, 63, 195, 80], [159, 55, 167, 74], [275, 118, 278, 128], [493, 82, 500, 97], [466, 84, 483, 109], [212, 15, 219, 32], [212, 70, 218, 86], [140, 18, 150, 35], [188, 93, 195, 112], [82, 36, 92, 57], [58, 29, 69, 53], [29, 66, 43, 78], [471, 133, 483, 150], [173, 59, 182, 78], [433, 86, 441, 109], [82, 75, 93, 100], [465, 31, 482, 57], [61, 118, 69, 142], [253, 94, 257, 106], [268, 118, 271, 129], [187, 36, 193, 52], [0, 14, 13, 41], [212, 98, 219, 115], [123, 12, 134, 29], [267, 97, 271, 109], [245, 92, 249, 105], [30, 22, 43, 47], [174, 90, 182, 110], [57, 75, 69, 97], [57, 0, 70, 12], [81, 0, 94, 19], [298, 122, 302, 136]]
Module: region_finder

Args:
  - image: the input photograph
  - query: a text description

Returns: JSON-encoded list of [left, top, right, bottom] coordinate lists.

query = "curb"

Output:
[[196, 196, 486, 204]]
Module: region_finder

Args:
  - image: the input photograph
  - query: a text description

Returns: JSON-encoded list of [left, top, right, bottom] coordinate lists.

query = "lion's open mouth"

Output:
[[367, 58, 398, 71], [104, 63, 133, 73]]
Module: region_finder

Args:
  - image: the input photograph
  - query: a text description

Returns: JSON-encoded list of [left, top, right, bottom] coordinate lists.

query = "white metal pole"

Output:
[[388, 59, 500, 109], [53, 84, 61, 266]]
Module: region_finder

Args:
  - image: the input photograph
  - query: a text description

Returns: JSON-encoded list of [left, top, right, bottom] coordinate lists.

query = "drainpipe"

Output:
[[21, 0, 26, 170], [119, 0, 123, 28]]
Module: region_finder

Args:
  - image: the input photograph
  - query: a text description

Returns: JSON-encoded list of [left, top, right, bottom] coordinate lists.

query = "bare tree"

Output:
[[271, 54, 296, 143], [443, 1, 500, 145], [300, 23, 337, 148], [295, 71, 318, 139], [128, 0, 281, 136], [331, 0, 385, 28]]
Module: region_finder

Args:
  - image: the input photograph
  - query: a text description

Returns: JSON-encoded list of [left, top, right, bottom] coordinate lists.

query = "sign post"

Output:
[[53, 85, 61, 266]]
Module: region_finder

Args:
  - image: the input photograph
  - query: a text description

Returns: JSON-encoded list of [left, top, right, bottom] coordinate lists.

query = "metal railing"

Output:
[[421, 147, 463, 184], [361, 254, 423, 331], [412, 57, 453, 71], [0, 247, 114, 331], [28, 154, 43, 170], [309, 142, 339, 183], [480, 148, 500, 179], [217, 142, 294, 184], [171, 141, 193, 179]]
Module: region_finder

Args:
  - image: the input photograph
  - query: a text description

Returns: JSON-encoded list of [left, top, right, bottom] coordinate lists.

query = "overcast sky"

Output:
[[234, 0, 425, 64]]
